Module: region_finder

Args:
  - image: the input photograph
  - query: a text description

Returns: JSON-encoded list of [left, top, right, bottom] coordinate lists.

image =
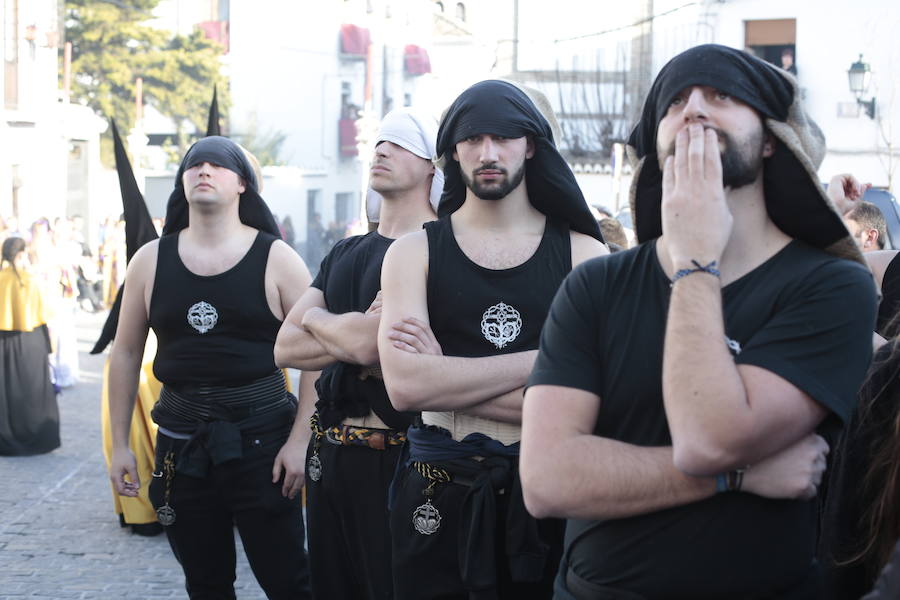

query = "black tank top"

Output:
[[149, 231, 282, 386], [425, 215, 572, 357]]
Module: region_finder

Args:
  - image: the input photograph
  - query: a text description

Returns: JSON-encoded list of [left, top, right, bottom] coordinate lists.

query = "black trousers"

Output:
[[389, 462, 563, 600], [150, 431, 311, 600], [305, 436, 402, 600]]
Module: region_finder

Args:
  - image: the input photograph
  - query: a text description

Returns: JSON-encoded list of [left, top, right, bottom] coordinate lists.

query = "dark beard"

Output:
[[661, 127, 765, 190], [720, 128, 765, 189], [460, 162, 526, 201]]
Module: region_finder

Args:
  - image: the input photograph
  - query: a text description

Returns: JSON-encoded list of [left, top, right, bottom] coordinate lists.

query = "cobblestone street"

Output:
[[0, 311, 268, 599]]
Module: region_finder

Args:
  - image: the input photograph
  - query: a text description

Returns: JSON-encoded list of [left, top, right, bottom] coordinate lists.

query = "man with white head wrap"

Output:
[[365, 109, 445, 223], [275, 107, 441, 600]]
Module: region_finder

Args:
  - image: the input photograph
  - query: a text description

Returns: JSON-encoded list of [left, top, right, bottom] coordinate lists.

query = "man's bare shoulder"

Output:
[[265, 238, 311, 288], [385, 229, 429, 266], [268, 238, 306, 267], [569, 230, 609, 267], [127, 239, 160, 275]]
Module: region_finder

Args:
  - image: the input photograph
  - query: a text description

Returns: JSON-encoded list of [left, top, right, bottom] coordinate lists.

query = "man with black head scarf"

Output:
[[378, 80, 607, 600], [107, 136, 312, 599], [521, 44, 877, 599], [273, 107, 442, 600]]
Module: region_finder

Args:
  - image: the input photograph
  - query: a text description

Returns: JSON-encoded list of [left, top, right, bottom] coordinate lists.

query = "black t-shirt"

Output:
[[528, 239, 877, 598], [311, 231, 414, 429]]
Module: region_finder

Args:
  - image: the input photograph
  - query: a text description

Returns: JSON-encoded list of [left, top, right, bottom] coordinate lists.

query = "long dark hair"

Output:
[[842, 330, 900, 577], [1, 236, 26, 284]]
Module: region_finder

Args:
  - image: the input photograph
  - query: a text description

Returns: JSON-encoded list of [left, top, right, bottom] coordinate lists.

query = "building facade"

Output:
[[1, 0, 106, 237]]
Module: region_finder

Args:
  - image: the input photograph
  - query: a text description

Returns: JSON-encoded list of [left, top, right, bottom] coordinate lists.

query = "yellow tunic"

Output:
[[100, 334, 162, 525], [0, 267, 47, 332]]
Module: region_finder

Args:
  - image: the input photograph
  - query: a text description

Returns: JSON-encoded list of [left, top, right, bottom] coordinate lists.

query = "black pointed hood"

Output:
[[91, 120, 160, 354], [206, 86, 221, 137]]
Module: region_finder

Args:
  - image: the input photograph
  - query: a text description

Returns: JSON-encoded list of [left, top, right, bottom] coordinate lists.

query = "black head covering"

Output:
[[626, 44, 860, 263], [206, 86, 221, 137], [161, 135, 279, 237], [436, 80, 603, 242], [91, 120, 160, 354]]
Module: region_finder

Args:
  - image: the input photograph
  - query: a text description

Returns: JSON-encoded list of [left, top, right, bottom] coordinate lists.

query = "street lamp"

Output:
[[847, 54, 876, 119]]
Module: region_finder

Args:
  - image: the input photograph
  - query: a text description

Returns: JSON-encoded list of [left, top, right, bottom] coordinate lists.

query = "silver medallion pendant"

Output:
[[156, 504, 176, 526], [307, 454, 322, 482], [412, 499, 441, 535]]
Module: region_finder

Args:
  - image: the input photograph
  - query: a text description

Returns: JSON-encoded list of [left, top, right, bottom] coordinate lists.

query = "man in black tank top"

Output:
[[522, 45, 876, 599], [377, 81, 607, 599], [273, 108, 441, 600], [107, 137, 313, 599]]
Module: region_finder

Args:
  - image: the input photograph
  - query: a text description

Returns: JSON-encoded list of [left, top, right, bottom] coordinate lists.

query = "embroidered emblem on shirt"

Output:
[[725, 336, 742, 356], [481, 302, 522, 349], [187, 301, 218, 334]]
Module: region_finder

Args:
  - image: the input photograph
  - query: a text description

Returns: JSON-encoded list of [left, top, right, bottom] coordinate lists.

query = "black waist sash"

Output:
[[398, 424, 548, 597], [152, 370, 296, 477], [315, 361, 414, 430]]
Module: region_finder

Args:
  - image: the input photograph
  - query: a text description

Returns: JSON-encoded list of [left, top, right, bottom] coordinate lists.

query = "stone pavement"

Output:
[[0, 311, 271, 599]]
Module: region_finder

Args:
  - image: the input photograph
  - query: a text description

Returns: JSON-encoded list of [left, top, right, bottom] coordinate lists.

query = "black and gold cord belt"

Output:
[[324, 423, 406, 450], [306, 412, 407, 482]]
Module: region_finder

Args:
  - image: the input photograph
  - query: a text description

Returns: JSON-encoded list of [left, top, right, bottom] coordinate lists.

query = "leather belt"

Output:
[[323, 424, 405, 450]]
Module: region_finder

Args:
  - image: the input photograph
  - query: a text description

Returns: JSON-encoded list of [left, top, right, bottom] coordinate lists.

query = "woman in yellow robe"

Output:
[[0, 237, 60, 455]]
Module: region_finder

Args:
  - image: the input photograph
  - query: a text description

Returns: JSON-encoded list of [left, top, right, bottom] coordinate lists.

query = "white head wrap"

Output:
[[365, 108, 444, 223]]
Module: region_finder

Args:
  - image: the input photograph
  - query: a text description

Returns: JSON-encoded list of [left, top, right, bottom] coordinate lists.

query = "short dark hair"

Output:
[[846, 201, 887, 250]]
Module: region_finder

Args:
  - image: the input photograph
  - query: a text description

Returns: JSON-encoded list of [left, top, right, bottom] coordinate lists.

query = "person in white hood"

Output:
[[275, 107, 441, 600]]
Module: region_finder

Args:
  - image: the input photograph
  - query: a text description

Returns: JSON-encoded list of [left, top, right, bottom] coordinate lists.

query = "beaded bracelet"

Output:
[[670, 259, 720, 287]]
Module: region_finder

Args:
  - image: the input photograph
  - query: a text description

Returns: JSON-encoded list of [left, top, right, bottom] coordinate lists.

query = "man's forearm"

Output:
[[274, 320, 335, 370], [107, 347, 144, 449], [304, 309, 380, 366], [663, 274, 748, 470], [460, 387, 524, 424], [523, 435, 714, 520], [383, 350, 537, 412]]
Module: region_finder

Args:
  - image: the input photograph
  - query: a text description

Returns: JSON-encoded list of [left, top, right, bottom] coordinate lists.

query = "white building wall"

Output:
[[227, 0, 443, 247], [650, 0, 900, 191], [0, 0, 105, 239]]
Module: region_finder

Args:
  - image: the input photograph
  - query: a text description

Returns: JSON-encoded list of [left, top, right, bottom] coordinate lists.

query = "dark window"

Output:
[[745, 19, 797, 75]]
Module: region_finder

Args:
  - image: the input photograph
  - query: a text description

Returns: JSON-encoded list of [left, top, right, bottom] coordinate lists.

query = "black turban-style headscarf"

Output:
[[626, 44, 862, 264], [436, 80, 603, 242], [161, 136, 280, 237]]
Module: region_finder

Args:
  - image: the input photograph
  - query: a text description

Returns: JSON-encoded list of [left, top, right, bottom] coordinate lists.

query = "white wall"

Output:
[[226, 0, 446, 245], [651, 0, 900, 191], [0, 0, 105, 233]]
